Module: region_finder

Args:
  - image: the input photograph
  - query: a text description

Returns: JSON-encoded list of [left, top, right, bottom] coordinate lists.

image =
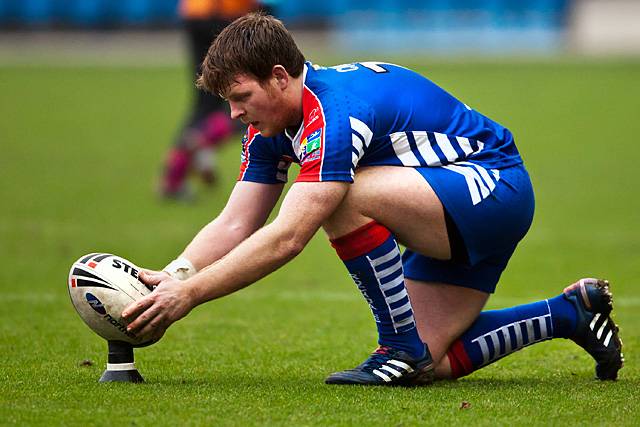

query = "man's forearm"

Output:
[[179, 182, 348, 304], [181, 216, 255, 271], [123, 182, 348, 337], [183, 219, 310, 306], [173, 181, 284, 273]]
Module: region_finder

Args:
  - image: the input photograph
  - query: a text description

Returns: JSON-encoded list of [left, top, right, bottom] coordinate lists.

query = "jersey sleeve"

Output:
[[237, 126, 292, 184], [296, 86, 374, 183]]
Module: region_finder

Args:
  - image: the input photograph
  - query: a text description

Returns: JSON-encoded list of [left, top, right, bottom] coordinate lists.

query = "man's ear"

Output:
[[272, 65, 290, 90]]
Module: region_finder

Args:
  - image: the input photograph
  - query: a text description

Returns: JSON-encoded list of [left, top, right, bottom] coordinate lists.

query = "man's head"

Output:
[[197, 13, 306, 136]]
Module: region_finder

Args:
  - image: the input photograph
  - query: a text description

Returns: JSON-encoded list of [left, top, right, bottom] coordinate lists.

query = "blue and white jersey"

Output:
[[238, 61, 522, 184]]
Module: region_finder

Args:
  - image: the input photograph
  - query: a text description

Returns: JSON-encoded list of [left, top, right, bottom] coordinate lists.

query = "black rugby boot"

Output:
[[564, 278, 623, 380]]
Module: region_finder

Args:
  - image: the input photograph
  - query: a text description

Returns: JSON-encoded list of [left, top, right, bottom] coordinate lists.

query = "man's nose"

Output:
[[229, 103, 244, 120]]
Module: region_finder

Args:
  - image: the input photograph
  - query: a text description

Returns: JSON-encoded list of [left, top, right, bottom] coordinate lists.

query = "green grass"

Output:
[[1, 60, 639, 426]]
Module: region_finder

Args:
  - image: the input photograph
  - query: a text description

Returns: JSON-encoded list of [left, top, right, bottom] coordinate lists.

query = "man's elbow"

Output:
[[218, 216, 256, 240], [277, 231, 308, 260], [282, 237, 306, 259], [227, 221, 252, 237], [270, 213, 322, 260]]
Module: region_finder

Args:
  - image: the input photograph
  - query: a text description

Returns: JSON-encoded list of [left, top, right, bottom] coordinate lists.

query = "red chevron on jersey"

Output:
[[296, 86, 326, 182], [237, 125, 260, 180]]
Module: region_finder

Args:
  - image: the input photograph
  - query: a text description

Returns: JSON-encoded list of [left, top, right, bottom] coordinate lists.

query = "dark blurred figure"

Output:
[[161, 0, 264, 199]]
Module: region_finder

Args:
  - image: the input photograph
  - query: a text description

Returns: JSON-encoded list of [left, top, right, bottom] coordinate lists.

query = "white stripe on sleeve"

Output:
[[390, 132, 419, 166], [412, 131, 441, 166], [434, 132, 459, 163], [349, 117, 373, 147], [456, 136, 474, 156]]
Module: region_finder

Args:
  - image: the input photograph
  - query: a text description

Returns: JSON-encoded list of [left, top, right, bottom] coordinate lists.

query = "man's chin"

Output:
[[257, 127, 280, 137]]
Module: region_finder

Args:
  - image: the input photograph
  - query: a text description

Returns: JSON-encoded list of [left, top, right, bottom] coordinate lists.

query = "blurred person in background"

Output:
[[160, 0, 268, 199]]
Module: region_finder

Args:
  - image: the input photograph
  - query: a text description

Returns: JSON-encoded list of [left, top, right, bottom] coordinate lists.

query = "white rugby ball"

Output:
[[68, 253, 155, 346]]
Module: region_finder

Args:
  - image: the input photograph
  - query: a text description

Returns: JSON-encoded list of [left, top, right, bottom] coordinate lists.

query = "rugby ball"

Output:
[[68, 253, 155, 346]]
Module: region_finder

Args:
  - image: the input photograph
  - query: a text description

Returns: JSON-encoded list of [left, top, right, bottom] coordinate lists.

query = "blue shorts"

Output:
[[402, 161, 535, 293]]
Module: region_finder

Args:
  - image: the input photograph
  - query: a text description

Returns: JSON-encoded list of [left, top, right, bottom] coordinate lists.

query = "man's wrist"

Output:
[[163, 257, 197, 280], [183, 276, 206, 307]]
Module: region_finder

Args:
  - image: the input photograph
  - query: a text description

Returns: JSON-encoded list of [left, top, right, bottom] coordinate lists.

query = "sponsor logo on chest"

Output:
[[300, 129, 322, 161], [307, 107, 320, 126]]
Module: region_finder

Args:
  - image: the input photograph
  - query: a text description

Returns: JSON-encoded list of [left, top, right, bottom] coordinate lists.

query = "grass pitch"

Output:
[[0, 59, 639, 426]]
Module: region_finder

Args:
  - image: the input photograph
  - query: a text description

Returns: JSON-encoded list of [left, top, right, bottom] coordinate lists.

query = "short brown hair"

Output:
[[197, 13, 305, 96]]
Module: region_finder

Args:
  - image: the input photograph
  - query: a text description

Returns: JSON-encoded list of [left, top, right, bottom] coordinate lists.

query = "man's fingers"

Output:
[[138, 315, 167, 340], [120, 275, 185, 341], [139, 270, 167, 286], [122, 295, 155, 322], [125, 303, 163, 333]]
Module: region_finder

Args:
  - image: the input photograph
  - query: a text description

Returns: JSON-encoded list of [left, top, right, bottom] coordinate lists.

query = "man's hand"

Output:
[[170, 181, 349, 305], [122, 270, 196, 342], [120, 181, 348, 340], [138, 269, 172, 290]]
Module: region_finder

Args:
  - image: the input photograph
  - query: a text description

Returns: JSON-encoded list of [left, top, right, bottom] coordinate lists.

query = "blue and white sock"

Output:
[[330, 221, 425, 358], [448, 294, 577, 377]]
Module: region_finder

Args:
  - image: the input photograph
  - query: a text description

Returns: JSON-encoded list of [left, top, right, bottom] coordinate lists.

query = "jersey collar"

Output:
[[283, 63, 310, 159]]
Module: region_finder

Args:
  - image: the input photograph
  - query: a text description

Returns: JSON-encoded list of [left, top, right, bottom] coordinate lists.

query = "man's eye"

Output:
[[230, 93, 249, 102]]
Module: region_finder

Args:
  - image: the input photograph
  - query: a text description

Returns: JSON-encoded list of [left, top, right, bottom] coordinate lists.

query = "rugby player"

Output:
[[123, 13, 623, 385]]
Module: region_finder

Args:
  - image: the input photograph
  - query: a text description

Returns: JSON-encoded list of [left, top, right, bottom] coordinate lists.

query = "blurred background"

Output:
[[1, 0, 639, 60], [1, 2, 639, 424]]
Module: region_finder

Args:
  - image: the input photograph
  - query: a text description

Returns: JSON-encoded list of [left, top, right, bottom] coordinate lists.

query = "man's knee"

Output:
[[325, 166, 451, 259], [322, 177, 375, 239]]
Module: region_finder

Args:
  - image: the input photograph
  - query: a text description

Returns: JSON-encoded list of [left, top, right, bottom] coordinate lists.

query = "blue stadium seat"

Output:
[[16, 0, 53, 26]]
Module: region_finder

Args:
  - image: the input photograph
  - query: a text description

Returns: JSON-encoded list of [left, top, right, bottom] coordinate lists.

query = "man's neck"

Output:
[[284, 74, 305, 134]]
